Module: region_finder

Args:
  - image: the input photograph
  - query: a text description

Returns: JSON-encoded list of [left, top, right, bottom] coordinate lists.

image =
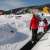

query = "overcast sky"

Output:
[[0, 0, 50, 10]]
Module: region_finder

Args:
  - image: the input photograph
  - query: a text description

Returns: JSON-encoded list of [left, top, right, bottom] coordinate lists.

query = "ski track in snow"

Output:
[[31, 30, 50, 50]]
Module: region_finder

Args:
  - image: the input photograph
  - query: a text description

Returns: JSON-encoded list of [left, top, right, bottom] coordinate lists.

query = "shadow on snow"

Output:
[[0, 32, 28, 45]]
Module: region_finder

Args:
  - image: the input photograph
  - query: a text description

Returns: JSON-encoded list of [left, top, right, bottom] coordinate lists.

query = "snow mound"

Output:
[[0, 23, 16, 43]]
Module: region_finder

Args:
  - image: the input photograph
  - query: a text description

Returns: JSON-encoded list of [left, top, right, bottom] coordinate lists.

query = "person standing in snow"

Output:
[[37, 19, 45, 34], [37, 13, 45, 34], [30, 14, 39, 43]]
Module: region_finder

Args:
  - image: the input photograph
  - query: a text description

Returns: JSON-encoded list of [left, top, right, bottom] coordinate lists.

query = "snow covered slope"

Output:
[[0, 13, 50, 50], [0, 14, 32, 50]]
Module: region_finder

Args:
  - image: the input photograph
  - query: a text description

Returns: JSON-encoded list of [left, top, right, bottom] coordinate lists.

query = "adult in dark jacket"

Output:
[[30, 14, 39, 43]]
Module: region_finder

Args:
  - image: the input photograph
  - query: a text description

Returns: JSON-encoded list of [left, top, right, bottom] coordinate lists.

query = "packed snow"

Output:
[[32, 30, 50, 50], [0, 13, 50, 50], [0, 14, 32, 50]]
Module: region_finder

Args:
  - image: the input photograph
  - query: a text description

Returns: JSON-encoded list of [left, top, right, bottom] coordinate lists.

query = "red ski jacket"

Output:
[[30, 16, 39, 30]]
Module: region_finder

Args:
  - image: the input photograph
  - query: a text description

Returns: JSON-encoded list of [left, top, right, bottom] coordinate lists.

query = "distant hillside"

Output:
[[1, 3, 50, 15], [5, 5, 40, 14]]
